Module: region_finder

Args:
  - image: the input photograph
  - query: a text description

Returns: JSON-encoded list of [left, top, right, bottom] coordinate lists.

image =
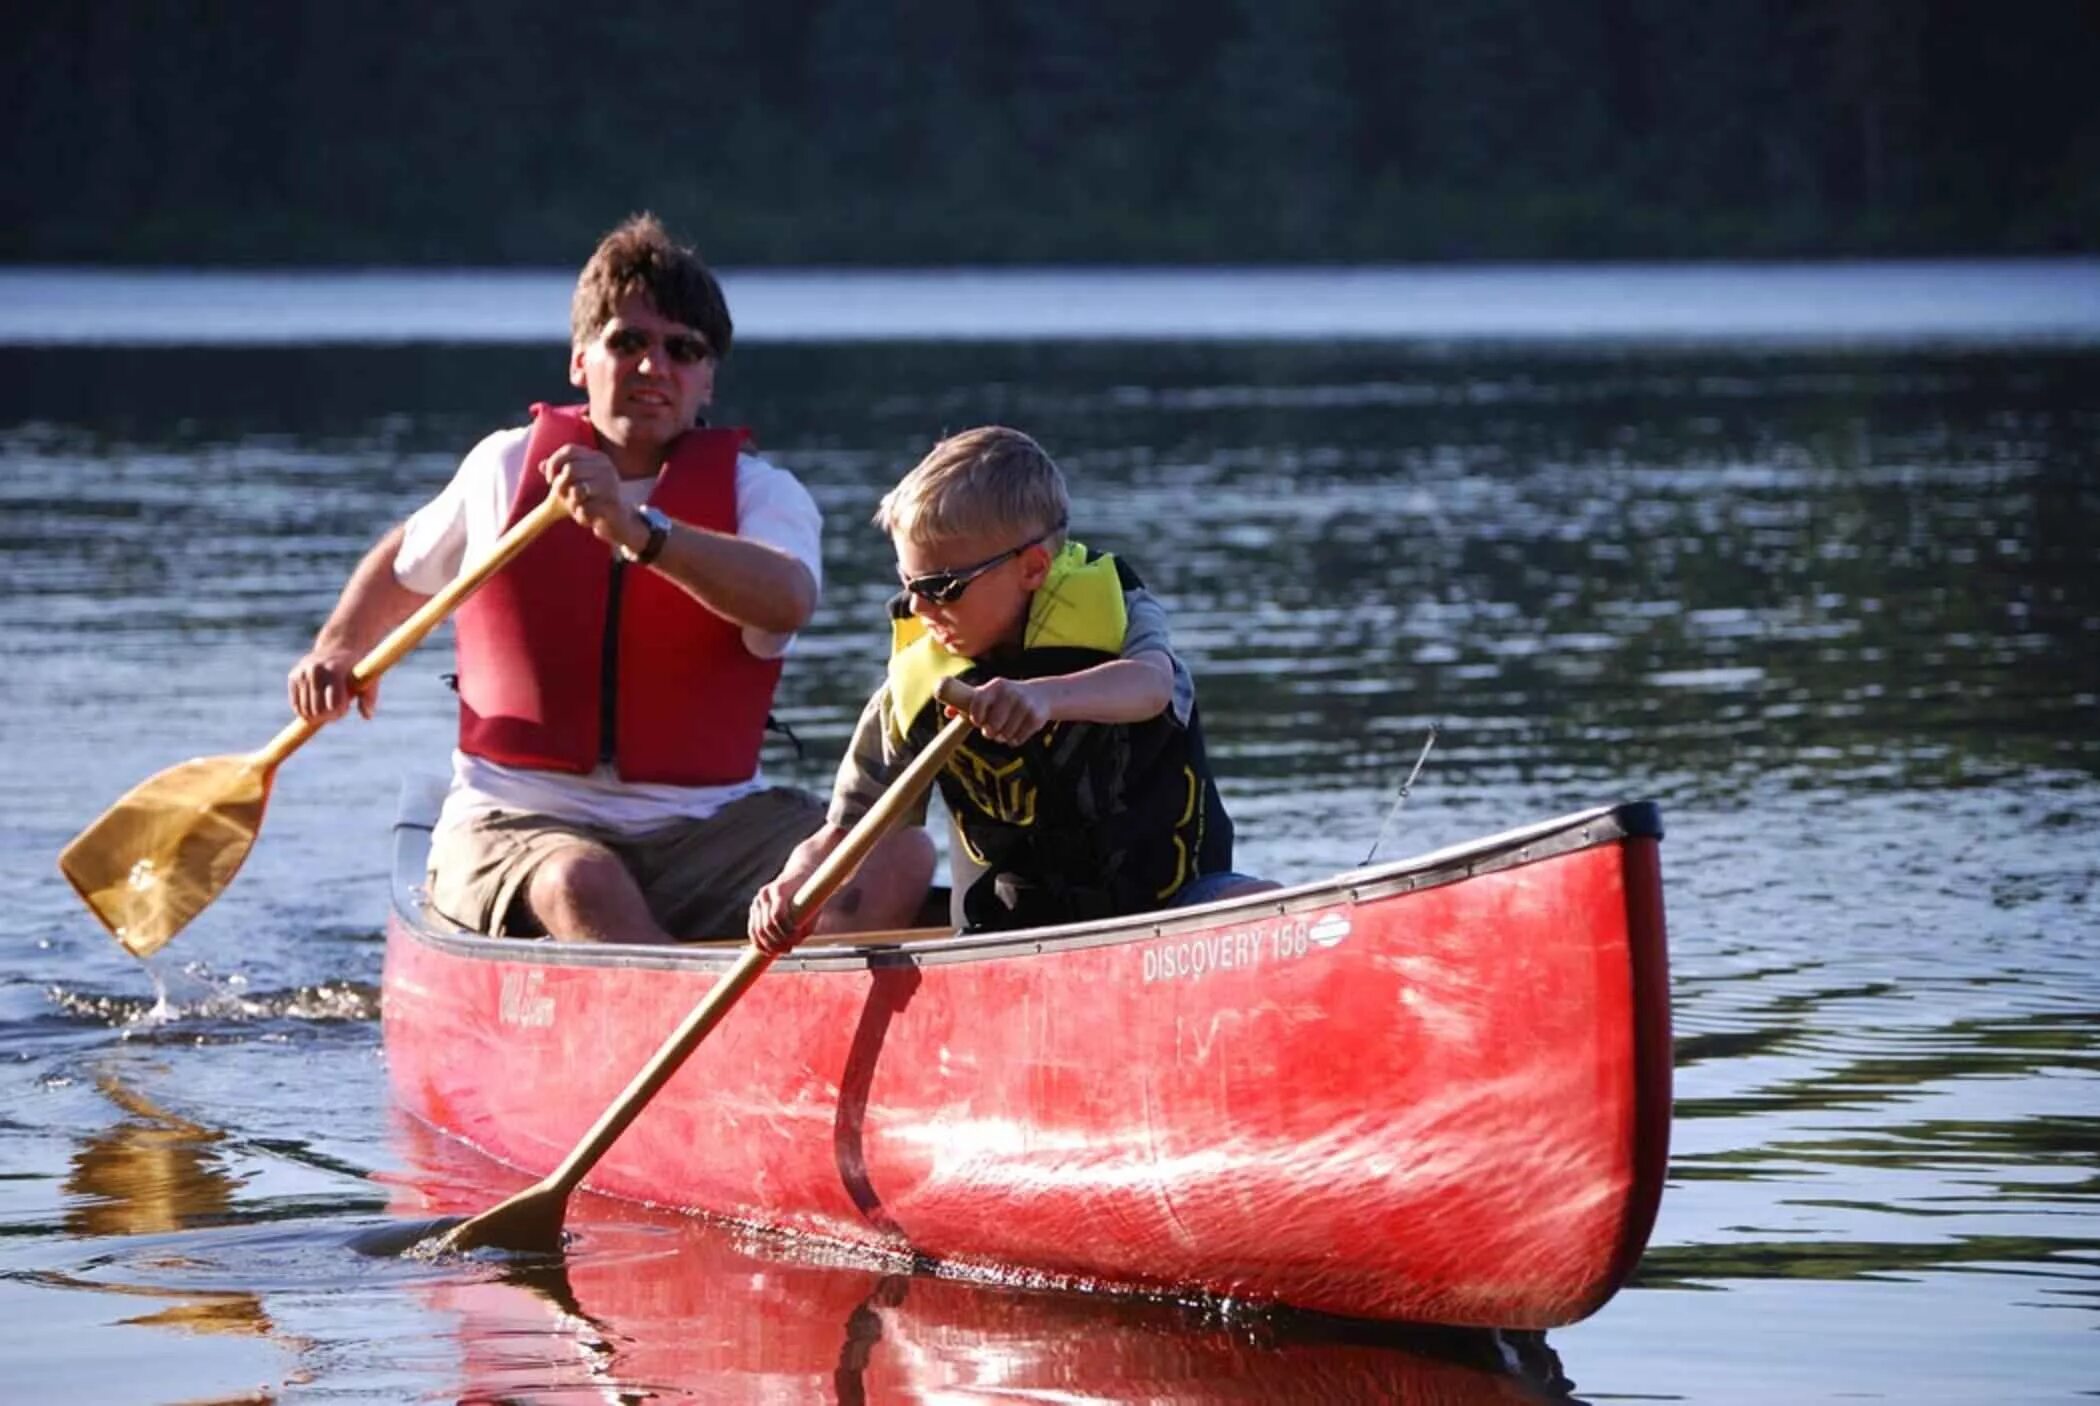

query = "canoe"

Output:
[[383, 777, 1670, 1329]]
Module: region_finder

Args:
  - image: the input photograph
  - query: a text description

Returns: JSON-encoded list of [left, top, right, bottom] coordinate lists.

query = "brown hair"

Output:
[[570, 213, 733, 357], [875, 426, 1071, 547]]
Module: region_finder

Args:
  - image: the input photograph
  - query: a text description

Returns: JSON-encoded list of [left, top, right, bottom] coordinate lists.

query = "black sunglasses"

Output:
[[901, 521, 1065, 605], [604, 325, 712, 366]]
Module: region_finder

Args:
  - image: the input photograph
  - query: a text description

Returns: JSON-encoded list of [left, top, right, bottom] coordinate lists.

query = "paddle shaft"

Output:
[[524, 698, 975, 1203], [255, 494, 570, 770]]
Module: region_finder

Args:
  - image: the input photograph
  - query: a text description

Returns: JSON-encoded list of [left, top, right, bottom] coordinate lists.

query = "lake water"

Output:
[[2, 265, 2096, 1402]]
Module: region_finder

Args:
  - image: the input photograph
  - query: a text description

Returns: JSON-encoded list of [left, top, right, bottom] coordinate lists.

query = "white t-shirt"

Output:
[[395, 425, 823, 838]]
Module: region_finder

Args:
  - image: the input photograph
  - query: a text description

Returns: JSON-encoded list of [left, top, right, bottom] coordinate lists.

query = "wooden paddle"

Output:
[[59, 495, 571, 958], [431, 683, 976, 1257]]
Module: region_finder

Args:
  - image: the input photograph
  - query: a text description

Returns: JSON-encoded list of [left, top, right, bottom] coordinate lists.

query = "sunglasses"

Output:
[[603, 325, 712, 365], [900, 521, 1065, 605]]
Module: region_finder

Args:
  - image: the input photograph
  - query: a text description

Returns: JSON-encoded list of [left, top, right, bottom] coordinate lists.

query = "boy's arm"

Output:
[[959, 653, 1174, 746], [748, 820, 853, 951], [962, 583, 1187, 745], [749, 688, 927, 948]]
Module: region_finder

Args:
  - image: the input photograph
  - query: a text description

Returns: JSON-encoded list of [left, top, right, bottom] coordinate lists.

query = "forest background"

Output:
[[6, 0, 2093, 267]]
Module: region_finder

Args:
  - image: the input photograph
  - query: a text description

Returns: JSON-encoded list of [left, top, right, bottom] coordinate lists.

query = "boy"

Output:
[[750, 426, 1268, 946]]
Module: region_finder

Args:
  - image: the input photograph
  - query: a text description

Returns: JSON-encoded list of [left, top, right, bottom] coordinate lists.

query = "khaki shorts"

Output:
[[426, 786, 826, 940]]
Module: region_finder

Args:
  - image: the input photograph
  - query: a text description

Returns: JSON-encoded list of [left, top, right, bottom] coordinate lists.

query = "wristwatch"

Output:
[[620, 505, 673, 566]]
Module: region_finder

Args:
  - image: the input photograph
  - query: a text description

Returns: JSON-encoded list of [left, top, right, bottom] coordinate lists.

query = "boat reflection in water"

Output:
[[389, 1118, 1576, 1403]]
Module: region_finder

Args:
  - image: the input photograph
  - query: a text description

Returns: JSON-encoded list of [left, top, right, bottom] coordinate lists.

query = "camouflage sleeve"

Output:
[[1121, 586, 1195, 726], [825, 685, 932, 829]]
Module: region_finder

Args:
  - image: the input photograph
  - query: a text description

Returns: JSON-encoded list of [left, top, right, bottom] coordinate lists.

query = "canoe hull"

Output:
[[384, 796, 1669, 1328]]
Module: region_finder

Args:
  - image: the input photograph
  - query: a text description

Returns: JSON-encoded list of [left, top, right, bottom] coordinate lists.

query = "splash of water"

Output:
[[46, 965, 381, 1029]]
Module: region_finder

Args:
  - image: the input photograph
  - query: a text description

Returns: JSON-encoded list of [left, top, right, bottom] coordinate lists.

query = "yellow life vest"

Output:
[[884, 540, 1128, 742]]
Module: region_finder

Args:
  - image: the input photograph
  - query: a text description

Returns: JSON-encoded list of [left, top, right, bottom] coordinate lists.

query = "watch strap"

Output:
[[625, 505, 671, 566]]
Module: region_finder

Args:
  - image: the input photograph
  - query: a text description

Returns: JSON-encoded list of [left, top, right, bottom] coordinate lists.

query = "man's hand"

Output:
[[542, 445, 817, 634], [541, 444, 648, 557], [289, 646, 378, 722], [955, 677, 1052, 746]]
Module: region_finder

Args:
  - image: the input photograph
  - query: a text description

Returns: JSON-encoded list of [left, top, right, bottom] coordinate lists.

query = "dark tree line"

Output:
[[5, 0, 2092, 265]]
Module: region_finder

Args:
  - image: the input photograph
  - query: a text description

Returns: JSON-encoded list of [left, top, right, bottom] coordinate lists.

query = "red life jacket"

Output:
[[453, 402, 783, 786]]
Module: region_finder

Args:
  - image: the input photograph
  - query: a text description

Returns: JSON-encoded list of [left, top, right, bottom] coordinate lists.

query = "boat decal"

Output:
[[498, 967, 555, 1028], [1141, 910, 1347, 985], [1308, 912, 1351, 948]]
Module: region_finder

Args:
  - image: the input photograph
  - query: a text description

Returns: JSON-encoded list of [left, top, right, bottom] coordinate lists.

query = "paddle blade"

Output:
[[425, 1187, 567, 1257], [58, 754, 273, 957]]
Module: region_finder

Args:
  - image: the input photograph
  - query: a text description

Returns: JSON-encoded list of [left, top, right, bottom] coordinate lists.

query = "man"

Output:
[[289, 214, 931, 949]]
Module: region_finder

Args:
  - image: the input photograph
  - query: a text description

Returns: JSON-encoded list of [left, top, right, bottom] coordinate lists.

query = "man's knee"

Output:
[[525, 844, 634, 917], [819, 826, 935, 931], [887, 825, 936, 875], [873, 827, 936, 901]]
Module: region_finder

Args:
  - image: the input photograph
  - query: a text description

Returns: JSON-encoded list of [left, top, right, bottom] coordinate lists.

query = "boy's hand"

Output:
[[747, 869, 807, 954], [748, 826, 846, 954], [954, 677, 1052, 746]]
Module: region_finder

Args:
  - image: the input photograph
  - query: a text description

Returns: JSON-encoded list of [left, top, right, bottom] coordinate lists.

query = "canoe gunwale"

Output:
[[388, 778, 1662, 974]]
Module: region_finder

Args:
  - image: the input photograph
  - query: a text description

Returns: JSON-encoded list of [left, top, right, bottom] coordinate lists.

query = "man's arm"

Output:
[[627, 520, 817, 636], [539, 444, 817, 636], [287, 523, 431, 722]]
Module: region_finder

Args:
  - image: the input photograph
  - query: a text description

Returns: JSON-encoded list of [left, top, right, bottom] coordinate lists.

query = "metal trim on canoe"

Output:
[[390, 776, 1663, 975]]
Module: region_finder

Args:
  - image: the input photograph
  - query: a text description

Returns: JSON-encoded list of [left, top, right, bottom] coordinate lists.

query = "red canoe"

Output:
[[383, 783, 1670, 1329]]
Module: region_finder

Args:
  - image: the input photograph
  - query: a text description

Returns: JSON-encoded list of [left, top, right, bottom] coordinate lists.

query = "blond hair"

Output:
[[875, 427, 1071, 547]]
